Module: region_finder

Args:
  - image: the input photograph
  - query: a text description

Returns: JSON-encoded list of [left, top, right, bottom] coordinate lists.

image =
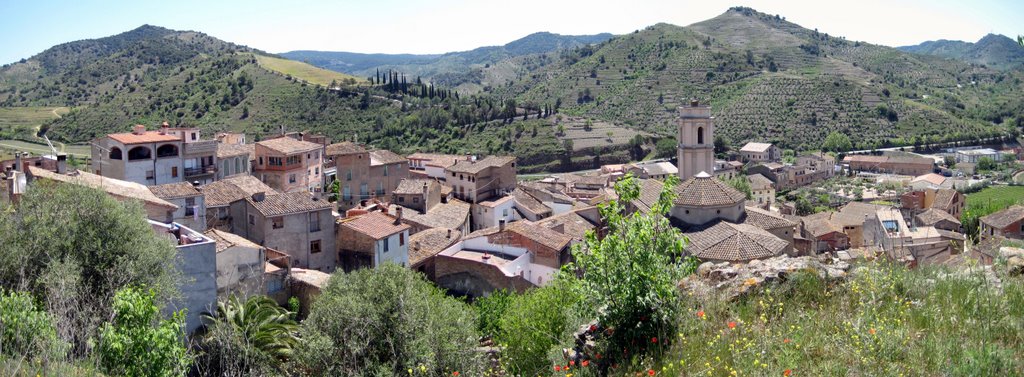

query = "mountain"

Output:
[[281, 32, 613, 89], [899, 34, 1024, 69], [492, 7, 1023, 151]]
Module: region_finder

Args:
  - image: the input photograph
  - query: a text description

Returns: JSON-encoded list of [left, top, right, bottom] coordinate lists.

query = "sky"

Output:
[[1, 0, 1021, 65]]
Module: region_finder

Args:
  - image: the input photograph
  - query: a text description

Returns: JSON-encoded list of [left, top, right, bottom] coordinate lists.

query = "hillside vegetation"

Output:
[[900, 34, 1024, 70]]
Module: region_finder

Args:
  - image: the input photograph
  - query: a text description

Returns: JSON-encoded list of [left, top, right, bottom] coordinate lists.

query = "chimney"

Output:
[[13, 152, 22, 173], [251, 192, 266, 202], [423, 182, 428, 194], [413, 241, 420, 251], [56, 154, 67, 174], [446, 228, 452, 239], [159, 121, 169, 134], [499, 219, 506, 231], [482, 253, 491, 263], [132, 124, 146, 135], [394, 207, 403, 225], [690, 99, 699, 107]]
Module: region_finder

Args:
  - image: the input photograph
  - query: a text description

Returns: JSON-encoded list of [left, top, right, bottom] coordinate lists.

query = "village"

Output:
[[3, 99, 1022, 336]]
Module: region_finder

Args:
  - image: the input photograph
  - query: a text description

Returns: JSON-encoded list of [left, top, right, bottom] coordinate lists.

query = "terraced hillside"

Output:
[[499, 7, 1023, 151]]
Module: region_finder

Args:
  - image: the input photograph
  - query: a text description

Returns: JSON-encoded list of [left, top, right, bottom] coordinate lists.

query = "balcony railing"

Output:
[[184, 165, 217, 177]]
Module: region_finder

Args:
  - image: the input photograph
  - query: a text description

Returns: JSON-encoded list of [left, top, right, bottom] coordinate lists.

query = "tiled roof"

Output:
[[149, 182, 201, 200], [247, 191, 332, 217], [673, 173, 746, 207], [257, 137, 321, 155], [369, 149, 407, 165], [980, 205, 1024, 229], [801, 212, 843, 238], [638, 161, 678, 176], [216, 143, 254, 159], [200, 175, 277, 207], [478, 195, 514, 208], [108, 129, 181, 145], [932, 189, 958, 211], [408, 228, 461, 267], [466, 220, 573, 252], [391, 199, 470, 230], [325, 142, 366, 156], [340, 211, 410, 240], [447, 155, 515, 174], [394, 179, 437, 195], [683, 221, 787, 262], [512, 188, 551, 215], [289, 268, 330, 289], [535, 210, 598, 242], [740, 142, 773, 153], [406, 153, 463, 168], [741, 206, 796, 230], [559, 173, 609, 187], [912, 173, 946, 186], [843, 155, 933, 165], [747, 174, 773, 190], [915, 208, 961, 227], [204, 229, 262, 253], [632, 178, 665, 214], [837, 202, 888, 226], [28, 167, 177, 210]]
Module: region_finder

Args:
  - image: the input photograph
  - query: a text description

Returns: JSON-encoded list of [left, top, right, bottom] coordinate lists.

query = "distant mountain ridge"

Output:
[[281, 31, 613, 81], [899, 34, 1024, 69]]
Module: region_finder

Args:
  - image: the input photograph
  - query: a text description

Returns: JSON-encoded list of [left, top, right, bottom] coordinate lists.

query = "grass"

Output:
[[0, 106, 69, 139], [966, 185, 1024, 208], [254, 54, 367, 87], [565, 260, 1024, 376], [0, 139, 90, 158]]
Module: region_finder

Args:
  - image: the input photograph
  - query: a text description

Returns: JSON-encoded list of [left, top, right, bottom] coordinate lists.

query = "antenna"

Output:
[[42, 134, 58, 156]]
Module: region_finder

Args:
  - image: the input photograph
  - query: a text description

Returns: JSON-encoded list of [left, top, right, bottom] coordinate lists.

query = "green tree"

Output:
[[944, 155, 956, 169], [713, 134, 730, 155], [474, 289, 513, 339], [198, 295, 299, 375], [97, 287, 191, 377], [494, 281, 580, 376], [0, 289, 67, 362], [978, 157, 997, 172], [0, 181, 180, 355], [821, 131, 853, 153], [566, 175, 695, 366], [295, 264, 481, 376], [726, 176, 753, 200], [655, 137, 677, 159]]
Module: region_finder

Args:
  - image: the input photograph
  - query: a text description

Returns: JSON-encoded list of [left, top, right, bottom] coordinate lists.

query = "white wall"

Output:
[[375, 230, 410, 267], [472, 199, 516, 230]]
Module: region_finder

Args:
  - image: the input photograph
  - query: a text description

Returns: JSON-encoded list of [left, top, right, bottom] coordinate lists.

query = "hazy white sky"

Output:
[[1, 0, 1021, 64]]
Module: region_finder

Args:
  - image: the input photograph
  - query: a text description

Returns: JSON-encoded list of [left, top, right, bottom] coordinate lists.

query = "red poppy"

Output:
[[869, 328, 877, 335], [570, 360, 576, 366], [651, 337, 658, 343], [728, 321, 737, 329], [582, 360, 590, 367], [589, 324, 597, 332], [648, 369, 656, 376], [697, 310, 705, 318], [452, 372, 459, 376], [783, 369, 792, 376], [596, 353, 602, 359], [783, 338, 791, 344], [554, 366, 561, 372]]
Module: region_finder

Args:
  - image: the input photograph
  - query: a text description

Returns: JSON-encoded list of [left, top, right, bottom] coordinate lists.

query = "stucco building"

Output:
[[231, 191, 336, 272], [326, 142, 410, 210], [254, 137, 324, 193], [676, 100, 714, 180], [739, 142, 781, 162], [447, 156, 517, 203], [92, 124, 219, 186], [149, 182, 206, 231], [338, 210, 412, 270]]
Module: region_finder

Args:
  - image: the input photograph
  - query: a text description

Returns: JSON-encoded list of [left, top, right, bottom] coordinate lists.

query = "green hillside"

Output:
[[497, 7, 1024, 151]]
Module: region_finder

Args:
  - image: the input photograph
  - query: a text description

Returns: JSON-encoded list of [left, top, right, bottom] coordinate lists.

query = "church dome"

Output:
[[673, 171, 746, 207]]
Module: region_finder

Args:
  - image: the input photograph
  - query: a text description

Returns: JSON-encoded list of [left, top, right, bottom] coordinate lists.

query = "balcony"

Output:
[[184, 140, 218, 157], [184, 165, 217, 177]]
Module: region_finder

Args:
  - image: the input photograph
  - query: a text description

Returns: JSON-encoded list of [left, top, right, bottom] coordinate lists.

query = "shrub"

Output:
[[495, 281, 581, 375], [97, 287, 191, 377], [0, 289, 67, 361]]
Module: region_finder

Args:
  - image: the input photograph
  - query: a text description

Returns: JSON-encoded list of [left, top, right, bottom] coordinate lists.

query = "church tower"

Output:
[[677, 99, 715, 180]]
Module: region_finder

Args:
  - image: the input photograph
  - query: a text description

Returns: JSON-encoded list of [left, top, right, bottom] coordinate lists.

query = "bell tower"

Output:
[[677, 99, 714, 180]]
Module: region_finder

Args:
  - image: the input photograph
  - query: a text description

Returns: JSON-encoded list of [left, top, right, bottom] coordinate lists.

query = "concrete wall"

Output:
[[92, 139, 185, 186], [670, 203, 745, 226], [216, 244, 266, 299], [235, 203, 336, 272], [472, 198, 516, 230], [165, 195, 206, 231], [375, 231, 409, 267]]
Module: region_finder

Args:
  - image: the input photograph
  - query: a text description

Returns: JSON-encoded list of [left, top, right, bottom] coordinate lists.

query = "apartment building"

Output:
[[254, 137, 324, 193]]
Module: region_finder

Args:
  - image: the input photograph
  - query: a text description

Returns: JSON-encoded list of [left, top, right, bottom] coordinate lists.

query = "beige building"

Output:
[[338, 210, 412, 270], [327, 142, 410, 210], [447, 156, 517, 203], [231, 191, 336, 272], [254, 137, 324, 193], [149, 182, 206, 231], [747, 173, 775, 208], [200, 175, 277, 231], [216, 143, 253, 180], [27, 166, 178, 222], [739, 142, 781, 162], [91, 123, 217, 186], [980, 205, 1024, 242], [205, 229, 267, 299], [676, 99, 714, 180], [407, 153, 463, 180], [392, 178, 442, 214]]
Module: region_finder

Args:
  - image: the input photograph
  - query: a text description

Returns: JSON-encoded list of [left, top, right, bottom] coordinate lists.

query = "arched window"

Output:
[[127, 146, 152, 161], [108, 147, 123, 160], [156, 144, 179, 158], [697, 127, 705, 144]]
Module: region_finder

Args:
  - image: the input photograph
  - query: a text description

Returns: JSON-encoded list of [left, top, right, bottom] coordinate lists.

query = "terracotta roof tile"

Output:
[[247, 191, 332, 217], [408, 228, 461, 267], [149, 182, 201, 200], [394, 179, 437, 195], [741, 206, 796, 230], [980, 205, 1024, 229], [325, 142, 366, 156], [28, 167, 177, 210], [683, 221, 787, 262], [673, 173, 746, 207], [200, 175, 277, 207], [535, 210, 598, 242], [915, 208, 961, 227], [257, 137, 321, 155], [369, 149, 407, 165], [216, 143, 254, 159], [632, 178, 665, 214], [740, 142, 773, 153], [512, 187, 551, 215], [340, 211, 410, 240], [391, 199, 470, 230], [447, 155, 515, 174], [108, 130, 181, 145], [204, 229, 262, 253], [932, 189, 959, 211], [407, 153, 463, 168], [747, 174, 773, 190]]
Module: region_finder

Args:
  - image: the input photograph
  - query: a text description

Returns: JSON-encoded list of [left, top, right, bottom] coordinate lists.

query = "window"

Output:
[[310, 240, 321, 254], [697, 127, 704, 144], [315, 167, 320, 175], [286, 155, 301, 165], [502, 208, 508, 217], [309, 212, 321, 232], [398, 196, 405, 203], [185, 197, 195, 216], [360, 183, 368, 198], [272, 217, 284, 229], [156, 144, 178, 158], [399, 232, 405, 246], [383, 165, 389, 176], [382, 238, 390, 253], [413, 197, 419, 203], [146, 170, 155, 180], [343, 186, 351, 201], [288, 174, 296, 184], [248, 214, 255, 225], [377, 182, 384, 196], [269, 157, 283, 166], [236, 159, 242, 174], [346, 170, 352, 181], [171, 166, 178, 178], [258, 157, 263, 165], [128, 146, 152, 161], [108, 147, 123, 160]]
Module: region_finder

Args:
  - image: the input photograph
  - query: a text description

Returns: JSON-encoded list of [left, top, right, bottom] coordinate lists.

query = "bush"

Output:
[[295, 264, 482, 376], [97, 287, 191, 377], [474, 289, 513, 338], [494, 281, 581, 375], [0, 290, 67, 361]]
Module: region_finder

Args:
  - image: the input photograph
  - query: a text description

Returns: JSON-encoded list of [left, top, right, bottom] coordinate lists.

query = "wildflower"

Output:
[[728, 321, 737, 329], [570, 361, 576, 367], [697, 310, 706, 318], [596, 353, 602, 359], [651, 337, 658, 343], [869, 328, 877, 335], [452, 372, 459, 376], [582, 360, 590, 367], [555, 366, 561, 372], [649, 369, 657, 376], [783, 338, 791, 344], [408, 369, 412, 375], [783, 369, 792, 376]]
